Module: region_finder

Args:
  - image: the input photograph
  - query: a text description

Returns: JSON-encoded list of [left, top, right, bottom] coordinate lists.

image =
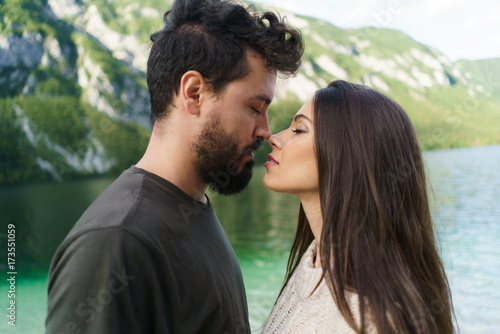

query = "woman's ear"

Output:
[[179, 70, 207, 116]]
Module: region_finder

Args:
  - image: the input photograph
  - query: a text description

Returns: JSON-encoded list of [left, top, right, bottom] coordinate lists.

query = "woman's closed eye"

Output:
[[291, 128, 307, 134]]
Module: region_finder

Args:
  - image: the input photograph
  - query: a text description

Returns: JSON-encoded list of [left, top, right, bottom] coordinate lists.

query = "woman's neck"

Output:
[[299, 192, 323, 268]]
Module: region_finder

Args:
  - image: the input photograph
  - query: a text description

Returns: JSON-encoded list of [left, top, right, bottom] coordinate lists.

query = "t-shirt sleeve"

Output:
[[46, 228, 171, 334]]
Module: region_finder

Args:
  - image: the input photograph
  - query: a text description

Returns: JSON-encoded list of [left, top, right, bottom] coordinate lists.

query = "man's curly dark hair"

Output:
[[147, 0, 304, 124]]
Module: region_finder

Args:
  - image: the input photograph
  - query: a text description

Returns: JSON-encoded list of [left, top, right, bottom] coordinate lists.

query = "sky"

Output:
[[251, 0, 500, 62]]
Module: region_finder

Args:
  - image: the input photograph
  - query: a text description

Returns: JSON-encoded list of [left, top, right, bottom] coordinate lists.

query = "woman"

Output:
[[262, 80, 456, 333]]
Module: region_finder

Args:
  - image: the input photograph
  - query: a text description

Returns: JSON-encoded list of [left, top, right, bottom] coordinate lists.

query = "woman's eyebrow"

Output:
[[292, 114, 312, 123]]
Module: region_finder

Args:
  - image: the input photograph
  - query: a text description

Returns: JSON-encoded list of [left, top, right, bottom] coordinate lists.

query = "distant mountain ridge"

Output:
[[1, 0, 499, 185]]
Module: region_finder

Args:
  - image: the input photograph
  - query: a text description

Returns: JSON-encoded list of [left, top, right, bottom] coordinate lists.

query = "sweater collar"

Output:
[[293, 240, 327, 299]]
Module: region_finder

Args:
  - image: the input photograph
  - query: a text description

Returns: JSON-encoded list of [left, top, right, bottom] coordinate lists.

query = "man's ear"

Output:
[[179, 71, 207, 116]]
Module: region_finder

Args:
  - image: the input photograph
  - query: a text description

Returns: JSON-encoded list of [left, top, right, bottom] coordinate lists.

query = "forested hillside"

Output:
[[1, 0, 499, 185]]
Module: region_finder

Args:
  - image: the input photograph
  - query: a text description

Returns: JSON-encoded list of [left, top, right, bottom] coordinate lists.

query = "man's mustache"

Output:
[[242, 137, 263, 155]]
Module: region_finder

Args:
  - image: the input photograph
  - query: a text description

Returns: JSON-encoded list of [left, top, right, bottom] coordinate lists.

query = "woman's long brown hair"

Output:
[[282, 80, 456, 333]]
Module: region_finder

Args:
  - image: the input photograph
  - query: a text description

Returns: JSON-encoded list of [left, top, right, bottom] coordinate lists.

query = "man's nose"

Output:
[[254, 116, 271, 140]]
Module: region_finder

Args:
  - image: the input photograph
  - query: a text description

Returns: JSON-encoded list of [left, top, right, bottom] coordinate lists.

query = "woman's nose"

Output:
[[268, 132, 284, 150]]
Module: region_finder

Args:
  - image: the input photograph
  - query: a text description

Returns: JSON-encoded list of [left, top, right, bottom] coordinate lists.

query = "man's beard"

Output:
[[193, 115, 262, 196]]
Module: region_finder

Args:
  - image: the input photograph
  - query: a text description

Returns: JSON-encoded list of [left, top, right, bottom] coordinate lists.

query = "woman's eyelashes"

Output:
[[291, 128, 307, 134]]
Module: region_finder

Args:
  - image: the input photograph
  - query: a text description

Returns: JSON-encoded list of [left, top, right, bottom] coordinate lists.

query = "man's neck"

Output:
[[136, 130, 208, 204]]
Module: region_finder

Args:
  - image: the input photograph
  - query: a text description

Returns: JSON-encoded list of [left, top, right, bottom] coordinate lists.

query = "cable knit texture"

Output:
[[262, 240, 376, 334]]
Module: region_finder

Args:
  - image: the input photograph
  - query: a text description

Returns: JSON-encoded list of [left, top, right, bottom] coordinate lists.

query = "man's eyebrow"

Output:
[[292, 114, 312, 123], [252, 94, 272, 105]]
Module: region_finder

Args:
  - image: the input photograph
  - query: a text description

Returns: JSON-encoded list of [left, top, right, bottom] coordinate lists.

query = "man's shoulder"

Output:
[[71, 168, 147, 232], [70, 167, 188, 233], [59, 166, 205, 254]]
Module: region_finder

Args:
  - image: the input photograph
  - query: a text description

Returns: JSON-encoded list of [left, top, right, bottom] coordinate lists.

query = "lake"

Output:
[[1, 145, 499, 333]]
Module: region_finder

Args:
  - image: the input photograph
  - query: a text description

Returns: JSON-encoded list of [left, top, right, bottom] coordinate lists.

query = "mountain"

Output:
[[455, 57, 500, 103], [1, 0, 499, 186]]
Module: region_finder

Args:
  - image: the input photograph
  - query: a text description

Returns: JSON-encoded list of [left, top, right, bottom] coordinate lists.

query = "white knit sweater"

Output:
[[261, 240, 374, 334]]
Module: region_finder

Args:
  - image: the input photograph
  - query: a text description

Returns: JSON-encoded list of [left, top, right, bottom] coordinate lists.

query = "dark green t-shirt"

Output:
[[46, 167, 250, 334]]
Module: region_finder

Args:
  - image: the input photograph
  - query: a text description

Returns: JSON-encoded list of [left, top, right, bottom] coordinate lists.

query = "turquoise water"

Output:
[[1, 145, 499, 333], [425, 145, 500, 333]]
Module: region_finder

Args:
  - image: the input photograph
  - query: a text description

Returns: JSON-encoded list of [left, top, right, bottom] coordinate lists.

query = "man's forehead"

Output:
[[223, 52, 277, 101]]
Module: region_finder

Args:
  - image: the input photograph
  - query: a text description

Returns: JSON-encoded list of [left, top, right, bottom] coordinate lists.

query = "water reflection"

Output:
[[0, 178, 115, 272], [210, 168, 300, 330]]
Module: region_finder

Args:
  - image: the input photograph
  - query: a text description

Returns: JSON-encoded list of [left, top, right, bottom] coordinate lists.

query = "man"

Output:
[[45, 0, 303, 333]]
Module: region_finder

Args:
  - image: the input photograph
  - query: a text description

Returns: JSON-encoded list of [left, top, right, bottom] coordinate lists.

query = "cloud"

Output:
[[464, 6, 500, 30], [489, 33, 500, 45], [252, 0, 499, 60], [423, 0, 476, 16], [465, 15, 482, 30]]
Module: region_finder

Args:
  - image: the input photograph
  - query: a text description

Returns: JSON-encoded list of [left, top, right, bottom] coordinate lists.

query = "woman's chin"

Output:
[[262, 175, 279, 192], [263, 176, 288, 194]]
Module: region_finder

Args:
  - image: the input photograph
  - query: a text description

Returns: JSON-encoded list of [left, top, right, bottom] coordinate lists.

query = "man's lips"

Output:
[[264, 154, 279, 168], [242, 140, 261, 158], [242, 149, 255, 158]]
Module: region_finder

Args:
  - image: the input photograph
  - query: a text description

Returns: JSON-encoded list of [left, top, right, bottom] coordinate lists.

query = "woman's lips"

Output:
[[264, 154, 279, 168]]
